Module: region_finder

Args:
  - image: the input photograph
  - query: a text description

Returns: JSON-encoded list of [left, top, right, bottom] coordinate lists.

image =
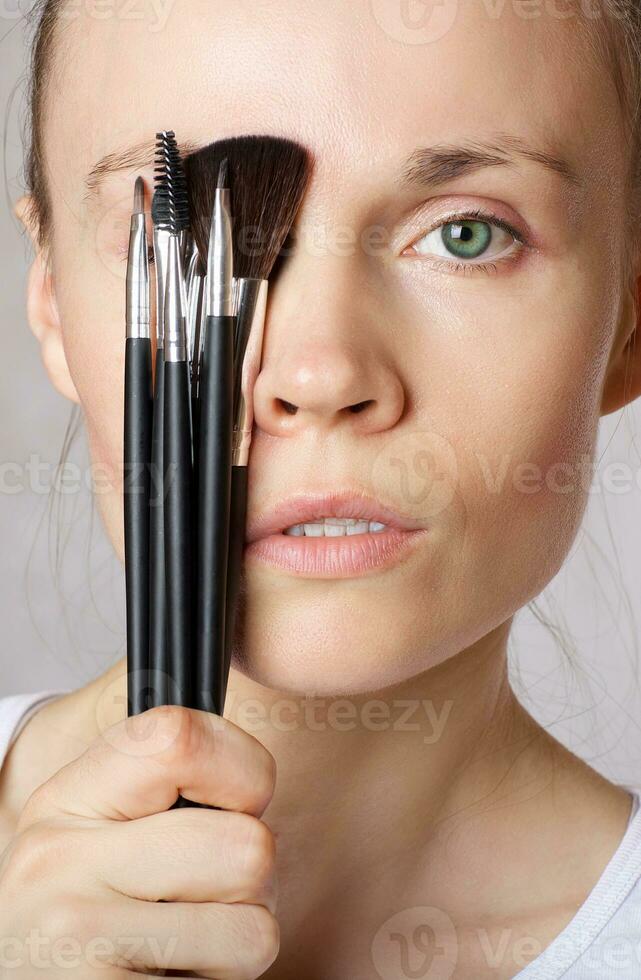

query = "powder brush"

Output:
[[184, 135, 311, 710]]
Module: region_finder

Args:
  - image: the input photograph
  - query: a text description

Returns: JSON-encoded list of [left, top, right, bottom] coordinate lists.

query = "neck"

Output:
[[4, 622, 547, 887], [80, 620, 541, 868]]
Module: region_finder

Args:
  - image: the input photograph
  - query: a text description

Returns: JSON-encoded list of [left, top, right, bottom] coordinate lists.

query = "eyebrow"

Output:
[[83, 136, 202, 201], [84, 130, 583, 203], [401, 132, 583, 190]]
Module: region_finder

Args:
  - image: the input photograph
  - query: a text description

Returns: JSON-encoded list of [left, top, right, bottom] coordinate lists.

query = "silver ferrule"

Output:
[[206, 187, 234, 318], [187, 262, 205, 383], [164, 234, 188, 363], [185, 246, 199, 302], [232, 278, 268, 466], [126, 213, 150, 339], [153, 226, 170, 348]]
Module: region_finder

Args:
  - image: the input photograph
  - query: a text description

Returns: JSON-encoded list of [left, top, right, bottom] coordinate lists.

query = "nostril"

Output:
[[348, 399, 375, 415], [276, 398, 298, 415]]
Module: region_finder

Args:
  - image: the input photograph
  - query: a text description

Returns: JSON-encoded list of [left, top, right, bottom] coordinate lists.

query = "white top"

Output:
[[1, 691, 641, 978]]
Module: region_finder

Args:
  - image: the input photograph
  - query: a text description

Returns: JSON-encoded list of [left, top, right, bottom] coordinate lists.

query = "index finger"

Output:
[[18, 705, 276, 828]]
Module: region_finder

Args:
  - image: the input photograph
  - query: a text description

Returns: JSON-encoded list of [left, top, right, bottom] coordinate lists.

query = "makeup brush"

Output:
[[185, 136, 311, 710], [149, 132, 191, 710], [186, 249, 206, 454], [156, 132, 194, 713], [124, 175, 152, 717], [148, 187, 169, 709], [190, 159, 236, 715]]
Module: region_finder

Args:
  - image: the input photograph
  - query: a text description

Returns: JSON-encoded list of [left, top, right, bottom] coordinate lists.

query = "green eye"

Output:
[[409, 212, 522, 266], [441, 220, 492, 259]]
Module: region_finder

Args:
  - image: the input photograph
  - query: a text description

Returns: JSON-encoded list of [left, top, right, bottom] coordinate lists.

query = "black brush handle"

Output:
[[149, 347, 167, 709], [124, 337, 152, 718], [196, 315, 234, 716], [163, 359, 194, 709], [222, 465, 248, 711]]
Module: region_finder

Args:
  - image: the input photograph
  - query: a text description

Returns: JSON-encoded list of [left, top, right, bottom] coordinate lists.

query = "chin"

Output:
[[230, 581, 443, 700]]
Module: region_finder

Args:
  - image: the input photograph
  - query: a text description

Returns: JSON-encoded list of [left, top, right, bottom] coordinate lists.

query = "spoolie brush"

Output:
[[184, 136, 312, 711], [155, 131, 194, 716], [148, 132, 192, 711]]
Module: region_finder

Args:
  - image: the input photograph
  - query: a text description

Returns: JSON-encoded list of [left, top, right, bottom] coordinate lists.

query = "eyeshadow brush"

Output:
[[193, 159, 235, 715], [185, 136, 311, 710], [124, 175, 152, 717]]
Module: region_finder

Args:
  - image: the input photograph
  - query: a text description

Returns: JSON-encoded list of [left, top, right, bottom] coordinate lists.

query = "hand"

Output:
[[0, 704, 279, 978]]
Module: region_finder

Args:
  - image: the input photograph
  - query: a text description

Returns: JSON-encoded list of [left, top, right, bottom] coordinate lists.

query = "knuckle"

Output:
[[18, 779, 56, 829], [2, 822, 63, 888], [245, 905, 280, 974], [39, 892, 100, 944], [251, 748, 277, 816], [224, 903, 280, 977], [239, 816, 276, 888], [141, 703, 199, 764]]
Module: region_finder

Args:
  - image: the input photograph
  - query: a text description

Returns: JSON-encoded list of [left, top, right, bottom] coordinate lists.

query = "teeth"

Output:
[[369, 521, 386, 533], [283, 518, 388, 537], [347, 520, 369, 535], [324, 521, 346, 537], [284, 524, 304, 536]]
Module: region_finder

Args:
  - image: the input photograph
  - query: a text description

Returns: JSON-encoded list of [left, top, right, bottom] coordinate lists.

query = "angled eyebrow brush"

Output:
[[124, 176, 152, 717], [185, 136, 311, 711]]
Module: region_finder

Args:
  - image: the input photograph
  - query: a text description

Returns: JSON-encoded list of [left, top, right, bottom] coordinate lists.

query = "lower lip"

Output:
[[245, 527, 426, 578]]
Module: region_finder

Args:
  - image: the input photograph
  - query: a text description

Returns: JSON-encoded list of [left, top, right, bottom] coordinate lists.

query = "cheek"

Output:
[[56, 249, 127, 558], [451, 308, 611, 598]]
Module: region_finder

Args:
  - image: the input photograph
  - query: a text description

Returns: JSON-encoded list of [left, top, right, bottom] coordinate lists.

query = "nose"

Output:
[[252, 265, 406, 438]]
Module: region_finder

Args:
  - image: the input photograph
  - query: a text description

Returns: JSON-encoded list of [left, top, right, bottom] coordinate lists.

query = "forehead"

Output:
[[45, 0, 623, 208]]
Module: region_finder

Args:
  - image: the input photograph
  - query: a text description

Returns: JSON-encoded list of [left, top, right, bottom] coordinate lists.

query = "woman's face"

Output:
[[29, 0, 635, 695]]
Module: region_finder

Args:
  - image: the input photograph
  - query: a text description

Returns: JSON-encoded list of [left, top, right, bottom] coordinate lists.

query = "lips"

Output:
[[245, 491, 427, 578], [247, 492, 423, 542]]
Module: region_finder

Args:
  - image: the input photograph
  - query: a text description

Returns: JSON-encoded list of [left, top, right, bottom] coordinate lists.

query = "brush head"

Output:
[[184, 135, 311, 281], [133, 175, 145, 214], [153, 130, 190, 235], [217, 157, 229, 189]]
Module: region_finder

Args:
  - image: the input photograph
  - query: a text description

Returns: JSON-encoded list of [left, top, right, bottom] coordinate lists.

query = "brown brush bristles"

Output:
[[184, 135, 312, 281]]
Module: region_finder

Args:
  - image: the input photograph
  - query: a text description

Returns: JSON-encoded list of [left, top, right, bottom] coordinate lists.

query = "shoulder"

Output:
[[517, 788, 641, 979]]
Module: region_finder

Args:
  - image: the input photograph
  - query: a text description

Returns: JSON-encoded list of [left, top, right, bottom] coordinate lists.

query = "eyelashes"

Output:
[[404, 208, 527, 276]]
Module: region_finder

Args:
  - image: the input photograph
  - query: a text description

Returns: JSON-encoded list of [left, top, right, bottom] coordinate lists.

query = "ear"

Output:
[[14, 194, 80, 405], [600, 274, 641, 418]]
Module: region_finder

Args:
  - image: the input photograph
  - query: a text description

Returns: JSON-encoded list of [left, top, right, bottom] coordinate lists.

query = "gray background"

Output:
[[2, 13, 640, 788]]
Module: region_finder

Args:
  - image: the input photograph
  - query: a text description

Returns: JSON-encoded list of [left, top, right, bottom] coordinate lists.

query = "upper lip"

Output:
[[246, 491, 425, 543]]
